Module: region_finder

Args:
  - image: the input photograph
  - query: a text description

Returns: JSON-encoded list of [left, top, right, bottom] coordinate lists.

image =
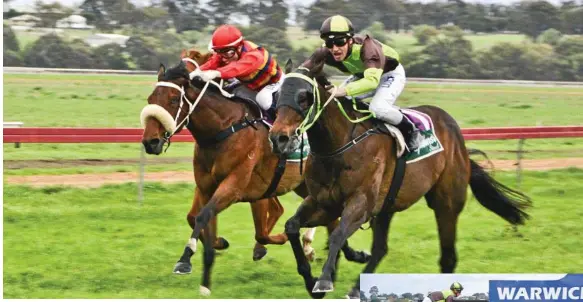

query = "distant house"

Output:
[[56, 15, 95, 29], [84, 33, 130, 48], [8, 14, 41, 27]]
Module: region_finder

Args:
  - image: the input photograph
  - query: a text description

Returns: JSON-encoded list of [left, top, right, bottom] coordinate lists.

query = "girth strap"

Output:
[[196, 117, 264, 147], [260, 155, 287, 199], [379, 146, 408, 214]]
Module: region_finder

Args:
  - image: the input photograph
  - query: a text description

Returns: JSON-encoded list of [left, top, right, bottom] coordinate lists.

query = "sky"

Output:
[[3, 0, 569, 12], [360, 274, 567, 295]]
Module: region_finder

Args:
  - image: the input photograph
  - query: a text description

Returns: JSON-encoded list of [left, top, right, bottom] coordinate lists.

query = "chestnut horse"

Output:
[[268, 65, 532, 298], [140, 53, 369, 295]]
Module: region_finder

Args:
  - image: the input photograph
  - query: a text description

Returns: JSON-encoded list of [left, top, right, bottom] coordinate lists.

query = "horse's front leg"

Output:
[[174, 187, 221, 275], [313, 192, 369, 294], [285, 196, 338, 299], [190, 173, 250, 294]]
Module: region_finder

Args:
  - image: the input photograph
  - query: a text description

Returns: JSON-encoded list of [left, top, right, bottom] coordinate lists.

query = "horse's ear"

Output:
[[284, 59, 293, 74], [180, 49, 187, 58], [157, 64, 165, 81]]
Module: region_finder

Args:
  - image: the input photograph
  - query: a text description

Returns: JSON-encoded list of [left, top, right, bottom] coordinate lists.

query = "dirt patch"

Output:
[[4, 158, 583, 188], [4, 158, 192, 169], [5, 171, 194, 188]]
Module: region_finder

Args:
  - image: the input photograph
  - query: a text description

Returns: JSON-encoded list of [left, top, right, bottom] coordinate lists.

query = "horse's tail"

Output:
[[468, 150, 532, 225]]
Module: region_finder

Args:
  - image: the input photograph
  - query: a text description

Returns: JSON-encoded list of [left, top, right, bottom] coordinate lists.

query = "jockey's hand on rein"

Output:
[[189, 69, 203, 80], [199, 70, 222, 82], [326, 85, 347, 98]]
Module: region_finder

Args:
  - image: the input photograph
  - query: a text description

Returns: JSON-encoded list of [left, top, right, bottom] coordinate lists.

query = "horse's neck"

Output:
[[306, 88, 361, 154], [187, 87, 249, 141]]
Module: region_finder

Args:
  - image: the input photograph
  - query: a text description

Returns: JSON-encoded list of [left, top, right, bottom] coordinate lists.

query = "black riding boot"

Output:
[[396, 116, 422, 151]]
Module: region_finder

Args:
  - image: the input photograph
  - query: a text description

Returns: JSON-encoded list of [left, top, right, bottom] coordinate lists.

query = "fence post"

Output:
[[138, 144, 145, 206], [516, 138, 525, 189]]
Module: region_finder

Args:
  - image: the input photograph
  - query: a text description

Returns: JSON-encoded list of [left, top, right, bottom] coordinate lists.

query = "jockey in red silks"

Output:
[[194, 24, 284, 120]]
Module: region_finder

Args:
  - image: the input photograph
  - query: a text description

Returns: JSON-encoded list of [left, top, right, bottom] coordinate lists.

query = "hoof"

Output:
[[173, 261, 192, 274], [312, 280, 334, 293], [199, 285, 211, 296], [345, 287, 360, 299], [214, 237, 230, 250], [253, 246, 268, 261]]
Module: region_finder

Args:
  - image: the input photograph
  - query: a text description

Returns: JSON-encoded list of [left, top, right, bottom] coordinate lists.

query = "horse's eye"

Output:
[[170, 97, 180, 105]]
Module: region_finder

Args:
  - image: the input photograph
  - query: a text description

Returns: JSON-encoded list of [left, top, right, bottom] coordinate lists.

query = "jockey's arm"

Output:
[[199, 54, 222, 71], [344, 37, 392, 98], [215, 50, 265, 79]]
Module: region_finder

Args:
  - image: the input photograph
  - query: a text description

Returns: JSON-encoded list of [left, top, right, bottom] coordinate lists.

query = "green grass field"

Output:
[[3, 169, 583, 298], [3, 71, 583, 298], [3, 73, 583, 176]]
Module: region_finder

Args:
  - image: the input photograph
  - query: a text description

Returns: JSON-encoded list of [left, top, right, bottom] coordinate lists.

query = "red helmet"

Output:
[[210, 25, 243, 50]]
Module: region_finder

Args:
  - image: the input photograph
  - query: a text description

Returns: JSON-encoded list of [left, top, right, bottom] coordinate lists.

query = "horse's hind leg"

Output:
[[293, 182, 320, 262], [425, 169, 468, 273], [250, 197, 287, 261]]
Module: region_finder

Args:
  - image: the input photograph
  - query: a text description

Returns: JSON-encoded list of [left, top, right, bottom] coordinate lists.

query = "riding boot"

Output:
[[395, 116, 422, 151]]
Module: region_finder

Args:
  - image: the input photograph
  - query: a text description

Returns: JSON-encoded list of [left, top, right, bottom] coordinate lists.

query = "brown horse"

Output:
[[268, 65, 532, 298], [140, 52, 370, 295]]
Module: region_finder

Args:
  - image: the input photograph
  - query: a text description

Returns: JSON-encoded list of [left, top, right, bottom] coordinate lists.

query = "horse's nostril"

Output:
[[149, 138, 160, 146], [277, 135, 289, 145]]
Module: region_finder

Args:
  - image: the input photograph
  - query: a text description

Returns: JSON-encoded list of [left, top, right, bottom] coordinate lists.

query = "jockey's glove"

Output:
[[189, 68, 203, 80], [326, 85, 347, 98], [199, 70, 222, 82]]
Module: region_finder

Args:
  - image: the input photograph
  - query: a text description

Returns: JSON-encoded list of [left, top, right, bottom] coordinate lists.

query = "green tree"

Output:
[[440, 24, 464, 39], [405, 35, 477, 78], [412, 24, 439, 45], [164, 0, 209, 33], [125, 36, 160, 70], [3, 25, 20, 52], [23, 34, 95, 68], [93, 43, 130, 69], [80, 0, 137, 30], [242, 26, 292, 58], [536, 28, 562, 46], [516, 1, 561, 38], [4, 50, 23, 67], [207, 0, 239, 25], [360, 21, 392, 45], [560, 6, 583, 34]]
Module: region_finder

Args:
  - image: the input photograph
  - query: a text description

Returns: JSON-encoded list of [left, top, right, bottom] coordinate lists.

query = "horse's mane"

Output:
[[162, 61, 230, 98], [163, 61, 262, 117]]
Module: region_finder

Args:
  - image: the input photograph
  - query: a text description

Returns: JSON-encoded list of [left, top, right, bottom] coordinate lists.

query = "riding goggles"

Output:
[[214, 47, 238, 59], [325, 37, 348, 48]]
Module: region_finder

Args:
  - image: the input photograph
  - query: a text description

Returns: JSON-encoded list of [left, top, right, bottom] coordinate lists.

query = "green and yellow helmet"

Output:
[[451, 282, 464, 291], [319, 15, 355, 39]]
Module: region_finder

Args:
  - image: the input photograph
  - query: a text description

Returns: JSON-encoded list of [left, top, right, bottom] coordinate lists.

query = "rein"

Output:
[[153, 58, 236, 146], [284, 70, 378, 159]]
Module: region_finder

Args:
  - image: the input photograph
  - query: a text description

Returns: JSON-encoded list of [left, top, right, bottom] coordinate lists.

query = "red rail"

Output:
[[3, 126, 583, 143]]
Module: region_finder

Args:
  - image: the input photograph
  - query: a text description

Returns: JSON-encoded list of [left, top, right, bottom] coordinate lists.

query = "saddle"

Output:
[[228, 85, 277, 124]]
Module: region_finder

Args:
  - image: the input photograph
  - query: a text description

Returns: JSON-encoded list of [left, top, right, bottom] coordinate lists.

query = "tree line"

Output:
[[5, 22, 582, 81], [3, 0, 583, 81], [4, 0, 583, 37]]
